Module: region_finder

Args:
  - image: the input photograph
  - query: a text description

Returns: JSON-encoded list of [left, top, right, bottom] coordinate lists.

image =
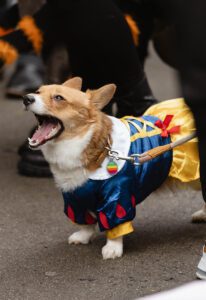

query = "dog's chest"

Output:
[[41, 130, 93, 190], [50, 165, 88, 191], [42, 140, 82, 169], [42, 128, 93, 166]]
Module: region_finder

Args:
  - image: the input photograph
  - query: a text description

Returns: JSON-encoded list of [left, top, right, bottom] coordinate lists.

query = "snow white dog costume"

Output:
[[63, 98, 199, 239]]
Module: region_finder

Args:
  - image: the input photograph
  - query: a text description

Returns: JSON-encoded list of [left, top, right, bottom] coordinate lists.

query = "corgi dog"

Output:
[[23, 77, 206, 260]]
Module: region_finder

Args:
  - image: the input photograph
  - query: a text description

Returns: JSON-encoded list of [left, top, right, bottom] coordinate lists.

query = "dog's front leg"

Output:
[[68, 224, 96, 245], [192, 203, 206, 223], [102, 236, 123, 260]]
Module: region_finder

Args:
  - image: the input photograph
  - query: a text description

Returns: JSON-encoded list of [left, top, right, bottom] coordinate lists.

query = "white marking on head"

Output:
[[27, 94, 47, 115]]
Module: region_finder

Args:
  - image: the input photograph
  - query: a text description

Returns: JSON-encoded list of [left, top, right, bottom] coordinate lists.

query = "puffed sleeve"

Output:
[[96, 163, 136, 232]]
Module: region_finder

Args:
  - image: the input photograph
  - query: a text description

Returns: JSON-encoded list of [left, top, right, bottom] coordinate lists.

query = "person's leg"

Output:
[[1, 1, 46, 97], [166, 0, 206, 278], [0, 3, 59, 68], [55, 0, 156, 116], [173, 0, 206, 203], [114, 0, 154, 65], [1, 0, 156, 176], [0, 3, 59, 176], [0, 0, 18, 79], [0, 1, 19, 30], [0, 0, 156, 114], [151, 0, 206, 198]]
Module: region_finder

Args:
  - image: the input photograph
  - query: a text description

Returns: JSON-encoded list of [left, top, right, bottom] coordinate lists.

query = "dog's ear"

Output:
[[62, 77, 82, 90], [86, 84, 116, 110]]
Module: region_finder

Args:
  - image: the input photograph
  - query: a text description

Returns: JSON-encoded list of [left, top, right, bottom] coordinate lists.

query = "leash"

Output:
[[106, 132, 196, 166]]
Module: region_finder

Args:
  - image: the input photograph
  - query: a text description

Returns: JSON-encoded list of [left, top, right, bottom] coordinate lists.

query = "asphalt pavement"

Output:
[[0, 44, 205, 300]]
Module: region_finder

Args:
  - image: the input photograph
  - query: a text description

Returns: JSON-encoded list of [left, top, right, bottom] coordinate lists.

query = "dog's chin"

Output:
[[28, 114, 64, 149]]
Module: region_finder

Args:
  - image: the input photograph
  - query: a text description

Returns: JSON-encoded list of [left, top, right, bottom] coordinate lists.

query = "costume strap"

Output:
[[0, 40, 18, 64], [17, 16, 43, 54], [0, 27, 13, 37], [124, 14, 140, 46]]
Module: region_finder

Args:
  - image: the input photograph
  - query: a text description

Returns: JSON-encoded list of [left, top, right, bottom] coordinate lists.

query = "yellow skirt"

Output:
[[144, 98, 199, 183]]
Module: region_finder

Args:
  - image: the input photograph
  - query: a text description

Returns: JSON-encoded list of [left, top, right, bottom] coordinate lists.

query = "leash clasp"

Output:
[[105, 147, 142, 165], [130, 154, 142, 166]]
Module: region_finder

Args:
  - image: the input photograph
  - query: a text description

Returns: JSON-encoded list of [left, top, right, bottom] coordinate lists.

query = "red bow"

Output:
[[155, 115, 180, 137]]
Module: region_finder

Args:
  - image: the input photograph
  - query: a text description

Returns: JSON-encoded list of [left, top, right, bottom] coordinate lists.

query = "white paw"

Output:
[[68, 226, 95, 245], [192, 207, 206, 223], [102, 237, 123, 260]]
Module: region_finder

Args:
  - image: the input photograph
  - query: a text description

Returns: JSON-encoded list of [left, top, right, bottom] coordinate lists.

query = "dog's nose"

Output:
[[23, 94, 35, 107]]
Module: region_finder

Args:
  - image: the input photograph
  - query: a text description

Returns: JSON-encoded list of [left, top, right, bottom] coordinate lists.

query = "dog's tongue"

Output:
[[31, 121, 55, 143]]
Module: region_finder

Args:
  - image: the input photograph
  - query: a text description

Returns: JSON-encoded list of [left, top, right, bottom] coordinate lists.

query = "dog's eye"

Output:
[[54, 95, 64, 101], [35, 90, 40, 94]]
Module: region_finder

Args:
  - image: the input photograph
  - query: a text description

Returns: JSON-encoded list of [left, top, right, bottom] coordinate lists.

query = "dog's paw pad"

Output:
[[102, 242, 123, 260], [192, 209, 206, 223], [68, 231, 91, 245]]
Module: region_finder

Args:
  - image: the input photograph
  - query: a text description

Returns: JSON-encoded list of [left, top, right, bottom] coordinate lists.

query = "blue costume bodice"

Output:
[[62, 116, 172, 232]]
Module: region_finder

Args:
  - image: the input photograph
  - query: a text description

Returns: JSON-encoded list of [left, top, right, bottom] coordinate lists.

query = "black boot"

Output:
[[6, 54, 45, 97]]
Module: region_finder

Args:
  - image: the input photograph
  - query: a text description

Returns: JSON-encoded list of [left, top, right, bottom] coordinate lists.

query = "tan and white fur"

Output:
[[24, 77, 206, 259]]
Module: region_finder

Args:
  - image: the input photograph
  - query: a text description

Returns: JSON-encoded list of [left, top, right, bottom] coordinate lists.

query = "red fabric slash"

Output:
[[99, 212, 110, 229], [155, 115, 180, 137], [68, 206, 75, 222], [116, 204, 126, 218], [85, 212, 96, 224]]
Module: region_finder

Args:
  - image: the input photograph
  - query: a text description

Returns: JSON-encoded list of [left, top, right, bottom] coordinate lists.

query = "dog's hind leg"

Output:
[[192, 204, 206, 223], [68, 224, 96, 245]]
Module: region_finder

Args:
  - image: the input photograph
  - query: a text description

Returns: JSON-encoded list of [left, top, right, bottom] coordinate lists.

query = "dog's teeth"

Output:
[[28, 138, 38, 145], [28, 139, 39, 146], [46, 127, 58, 139]]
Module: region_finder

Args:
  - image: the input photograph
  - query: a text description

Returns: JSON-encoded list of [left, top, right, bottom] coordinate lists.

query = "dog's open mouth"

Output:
[[28, 114, 64, 148]]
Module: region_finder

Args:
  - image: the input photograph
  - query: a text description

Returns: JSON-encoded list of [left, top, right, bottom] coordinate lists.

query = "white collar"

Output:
[[89, 116, 131, 180]]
